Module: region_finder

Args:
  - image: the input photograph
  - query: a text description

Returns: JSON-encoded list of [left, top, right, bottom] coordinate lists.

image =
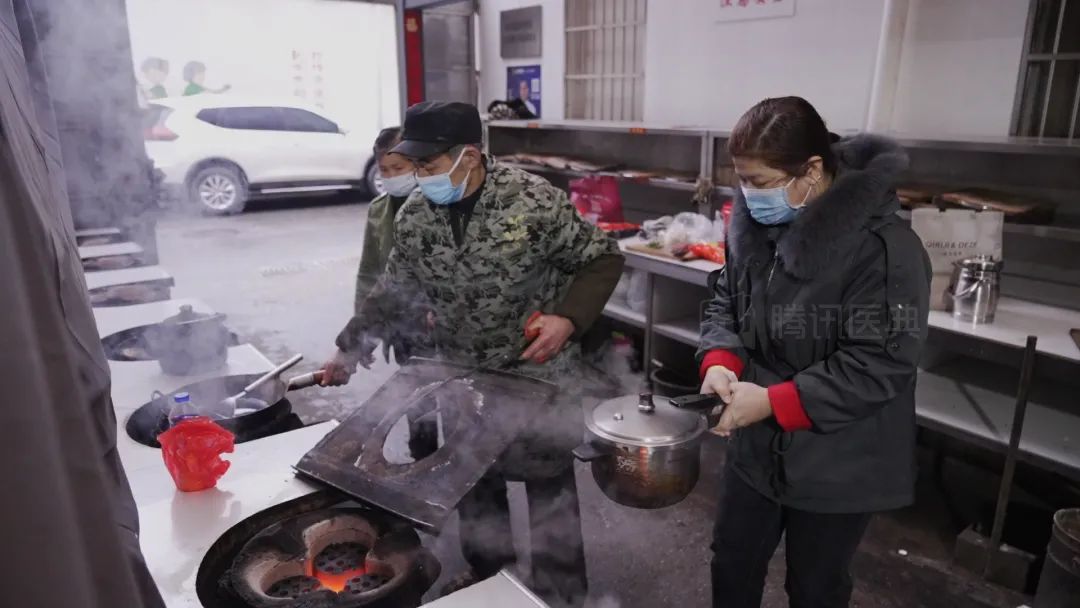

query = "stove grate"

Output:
[[266, 575, 321, 599]]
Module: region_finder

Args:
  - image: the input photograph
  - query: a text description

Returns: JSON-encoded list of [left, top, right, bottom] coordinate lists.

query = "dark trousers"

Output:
[[712, 472, 871, 608], [457, 464, 588, 608]]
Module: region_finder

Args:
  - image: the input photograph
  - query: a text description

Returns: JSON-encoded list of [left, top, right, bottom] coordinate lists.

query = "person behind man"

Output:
[[321, 101, 624, 607], [697, 96, 930, 607], [350, 126, 432, 367]]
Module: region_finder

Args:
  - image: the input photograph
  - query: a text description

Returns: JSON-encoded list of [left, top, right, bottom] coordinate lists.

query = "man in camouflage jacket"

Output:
[[325, 102, 623, 607]]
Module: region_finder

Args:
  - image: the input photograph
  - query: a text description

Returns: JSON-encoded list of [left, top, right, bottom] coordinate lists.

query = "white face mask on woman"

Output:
[[382, 172, 418, 197]]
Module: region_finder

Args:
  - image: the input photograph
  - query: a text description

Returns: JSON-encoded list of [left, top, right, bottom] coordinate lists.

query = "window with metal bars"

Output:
[[1012, 0, 1080, 138], [565, 0, 646, 121]]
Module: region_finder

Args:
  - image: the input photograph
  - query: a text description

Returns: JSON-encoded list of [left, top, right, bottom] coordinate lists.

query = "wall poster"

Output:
[[507, 65, 541, 118]]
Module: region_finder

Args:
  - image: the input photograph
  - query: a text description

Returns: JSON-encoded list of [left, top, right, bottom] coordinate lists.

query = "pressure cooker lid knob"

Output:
[[638, 393, 655, 413]]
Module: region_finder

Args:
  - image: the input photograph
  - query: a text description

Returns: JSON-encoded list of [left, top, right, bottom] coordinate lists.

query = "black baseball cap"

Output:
[[391, 101, 483, 159]]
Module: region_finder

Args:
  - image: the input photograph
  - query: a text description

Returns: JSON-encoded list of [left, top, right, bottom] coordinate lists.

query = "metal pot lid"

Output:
[[586, 393, 706, 447], [161, 304, 225, 325], [955, 254, 1003, 272]]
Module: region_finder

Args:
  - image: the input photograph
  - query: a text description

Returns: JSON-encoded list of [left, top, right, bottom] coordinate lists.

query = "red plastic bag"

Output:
[[570, 175, 624, 224], [158, 417, 235, 492]]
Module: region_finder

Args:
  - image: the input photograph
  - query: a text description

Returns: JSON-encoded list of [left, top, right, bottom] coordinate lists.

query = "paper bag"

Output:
[[910, 208, 1003, 310]]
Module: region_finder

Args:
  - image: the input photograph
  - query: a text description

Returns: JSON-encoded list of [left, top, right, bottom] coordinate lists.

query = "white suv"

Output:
[[143, 95, 380, 214]]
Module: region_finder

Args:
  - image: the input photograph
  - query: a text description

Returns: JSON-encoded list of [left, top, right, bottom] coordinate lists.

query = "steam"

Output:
[[31, 0, 157, 232]]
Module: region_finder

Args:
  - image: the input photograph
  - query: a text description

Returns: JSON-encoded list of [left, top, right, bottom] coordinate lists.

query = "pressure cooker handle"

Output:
[[669, 393, 724, 412], [572, 440, 614, 462]]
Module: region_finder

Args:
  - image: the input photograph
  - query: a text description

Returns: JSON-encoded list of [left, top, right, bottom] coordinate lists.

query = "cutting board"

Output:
[[625, 242, 681, 260]]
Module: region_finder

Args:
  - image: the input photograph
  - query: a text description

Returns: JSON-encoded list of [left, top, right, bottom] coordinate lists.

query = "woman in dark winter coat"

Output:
[[697, 97, 931, 608]]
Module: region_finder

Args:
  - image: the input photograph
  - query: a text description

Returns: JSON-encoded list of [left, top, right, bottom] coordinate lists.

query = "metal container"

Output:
[[1034, 508, 1080, 608], [573, 393, 708, 509], [948, 255, 1003, 324], [146, 304, 230, 375]]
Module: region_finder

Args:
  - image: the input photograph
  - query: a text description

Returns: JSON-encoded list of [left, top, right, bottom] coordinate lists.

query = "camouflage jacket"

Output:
[[341, 162, 621, 381]]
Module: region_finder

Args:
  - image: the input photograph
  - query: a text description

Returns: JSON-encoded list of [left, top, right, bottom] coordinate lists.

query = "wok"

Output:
[[126, 371, 321, 447]]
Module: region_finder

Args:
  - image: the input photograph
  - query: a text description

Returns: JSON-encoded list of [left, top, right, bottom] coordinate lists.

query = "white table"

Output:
[[132, 422, 337, 607], [85, 266, 173, 291], [79, 241, 144, 259]]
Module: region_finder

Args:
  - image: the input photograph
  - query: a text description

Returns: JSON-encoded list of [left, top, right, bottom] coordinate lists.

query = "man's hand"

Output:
[[713, 381, 773, 437], [700, 365, 738, 404], [520, 314, 575, 364], [319, 349, 365, 386]]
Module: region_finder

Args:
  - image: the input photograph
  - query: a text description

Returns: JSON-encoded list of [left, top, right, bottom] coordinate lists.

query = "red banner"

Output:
[[404, 9, 424, 105]]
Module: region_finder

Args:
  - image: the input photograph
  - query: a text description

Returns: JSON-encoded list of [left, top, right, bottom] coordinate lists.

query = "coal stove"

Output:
[[102, 324, 239, 362], [196, 494, 439, 608], [82, 253, 145, 271], [89, 282, 173, 306]]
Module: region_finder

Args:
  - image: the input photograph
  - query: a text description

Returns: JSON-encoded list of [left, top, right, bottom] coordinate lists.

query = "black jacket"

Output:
[[697, 135, 931, 513]]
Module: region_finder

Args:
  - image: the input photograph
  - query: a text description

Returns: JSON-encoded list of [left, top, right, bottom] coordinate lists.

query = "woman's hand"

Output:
[[319, 349, 364, 386], [700, 365, 738, 403], [520, 314, 575, 364], [713, 381, 772, 437]]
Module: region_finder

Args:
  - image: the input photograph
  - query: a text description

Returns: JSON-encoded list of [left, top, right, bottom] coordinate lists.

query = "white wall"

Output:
[[890, 0, 1028, 137], [476, 0, 1029, 137], [127, 0, 400, 139], [478, 0, 565, 119], [645, 0, 886, 131]]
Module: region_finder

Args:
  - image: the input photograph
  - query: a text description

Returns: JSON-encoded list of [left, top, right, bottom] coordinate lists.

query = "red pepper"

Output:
[[687, 243, 725, 264]]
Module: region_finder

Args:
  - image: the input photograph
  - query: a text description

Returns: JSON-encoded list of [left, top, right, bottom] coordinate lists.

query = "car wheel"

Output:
[[189, 164, 248, 215], [364, 161, 384, 199]]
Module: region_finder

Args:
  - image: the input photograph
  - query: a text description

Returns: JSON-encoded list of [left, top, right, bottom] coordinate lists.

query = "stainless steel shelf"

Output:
[[653, 317, 700, 347], [916, 364, 1080, 481], [895, 209, 1080, 243], [892, 133, 1080, 157], [602, 301, 646, 328], [505, 163, 698, 193], [488, 119, 709, 137]]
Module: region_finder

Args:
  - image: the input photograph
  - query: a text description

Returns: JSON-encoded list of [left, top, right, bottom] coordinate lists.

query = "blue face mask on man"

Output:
[[417, 148, 472, 206], [741, 176, 816, 225]]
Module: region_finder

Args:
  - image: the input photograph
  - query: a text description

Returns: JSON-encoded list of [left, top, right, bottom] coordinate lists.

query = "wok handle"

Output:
[[243, 354, 304, 393], [669, 393, 724, 412], [286, 371, 323, 391], [572, 440, 614, 462]]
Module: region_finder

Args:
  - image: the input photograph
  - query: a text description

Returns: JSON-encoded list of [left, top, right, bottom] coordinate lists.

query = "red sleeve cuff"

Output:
[[769, 381, 813, 432], [699, 349, 745, 380]]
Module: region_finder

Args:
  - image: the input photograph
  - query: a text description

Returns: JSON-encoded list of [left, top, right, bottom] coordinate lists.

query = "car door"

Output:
[[205, 107, 303, 184], [278, 107, 361, 182]]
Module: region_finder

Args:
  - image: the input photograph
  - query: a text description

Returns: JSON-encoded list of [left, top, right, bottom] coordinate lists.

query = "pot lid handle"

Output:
[[638, 393, 655, 414]]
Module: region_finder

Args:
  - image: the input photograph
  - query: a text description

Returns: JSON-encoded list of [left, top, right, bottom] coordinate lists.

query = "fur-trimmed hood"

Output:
[[728, 134, 909, 280]]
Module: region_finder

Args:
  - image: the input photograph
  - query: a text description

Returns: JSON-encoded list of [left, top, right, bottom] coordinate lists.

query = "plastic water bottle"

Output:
[[168, 392, 200, 426]]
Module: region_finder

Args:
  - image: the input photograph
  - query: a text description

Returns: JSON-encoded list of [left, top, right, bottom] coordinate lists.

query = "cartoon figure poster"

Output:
[[507, 65, 541, 118]]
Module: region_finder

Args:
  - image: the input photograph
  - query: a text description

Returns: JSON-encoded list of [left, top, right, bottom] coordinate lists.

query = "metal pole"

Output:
[[642, 271, 655, 390], [984, 334, 1038, 578]]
